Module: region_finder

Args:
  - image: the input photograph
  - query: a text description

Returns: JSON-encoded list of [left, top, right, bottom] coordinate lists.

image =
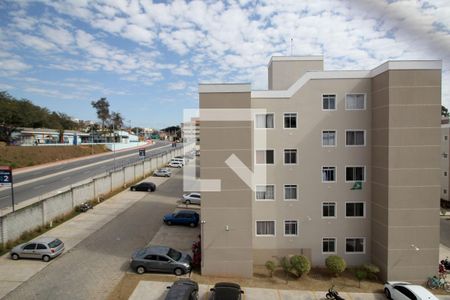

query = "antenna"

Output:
[[290, 38, 293, 56]]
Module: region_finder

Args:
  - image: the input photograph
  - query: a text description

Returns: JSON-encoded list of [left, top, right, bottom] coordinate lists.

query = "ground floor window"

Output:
[[346, 238, 365, 253], [322, 237, 336, 253], [256, 221, 275, 236]]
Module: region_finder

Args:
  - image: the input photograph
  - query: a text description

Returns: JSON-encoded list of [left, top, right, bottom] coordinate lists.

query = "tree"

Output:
[[443, 105, 449, 117], [91, 98, 110, 133], [110, 112, 123, 130], [355, 269, 368, 288]]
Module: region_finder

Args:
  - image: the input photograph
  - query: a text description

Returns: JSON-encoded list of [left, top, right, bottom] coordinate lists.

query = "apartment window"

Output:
[[322, 238, 336, 253], [284, 184, 298, 201], [284, 220, 298, 236], [445, 172, 448, 177], [346, 130, 365, 146], [322, 166, 336, 182], [255, 113, 274, 128], [345, 94, 365, 110], [445, 136, 448, 141], [284, 113, 297, 128], [443, 153, 448, 159], [346, 238, 365, 253], [322, 130, 336, 147], [256, 221, 275, 236], [346, 202, 365, 217], [444, 189, 447, 194], [284, 149, 297, 164], [346, 166, 365, 182], [322, 94, 336, 110], [256, 185, 275, 200], [256, 150, 274, 164], [322, 202, 336, 218]]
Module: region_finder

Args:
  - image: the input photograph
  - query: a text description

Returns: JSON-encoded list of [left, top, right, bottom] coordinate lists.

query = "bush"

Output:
[[265, 260, 276, 277], [290, 255, 311, 277], [362, 263, 380, 280], [278, 256, 293, 283], [325, 255, 346, 277]]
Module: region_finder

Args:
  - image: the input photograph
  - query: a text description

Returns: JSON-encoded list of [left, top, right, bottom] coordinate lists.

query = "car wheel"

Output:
[[152, 188, 156, 192], [167, 221, 172, 225], [384, 288, 391, 299], [11, 253, 19, 260], [42, 255, 50, 262], [174, 268, 184, 276], [189, 222, 196, 227], [136, 266, 146, 274], [147, 188, 152, 192], [185, 200, 191, 205], [131, 187, 135, 191]]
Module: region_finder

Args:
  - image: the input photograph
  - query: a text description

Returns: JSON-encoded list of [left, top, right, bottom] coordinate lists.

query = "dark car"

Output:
[[130, 245, 192, 275], [165, 279, 199, 300], [130, 182, 156, 192], [163, 210, 199, 227], [210, 282, 244, 300]]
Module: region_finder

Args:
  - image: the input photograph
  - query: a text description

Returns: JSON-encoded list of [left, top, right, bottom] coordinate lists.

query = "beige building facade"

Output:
[[199, 56, 442, 282]]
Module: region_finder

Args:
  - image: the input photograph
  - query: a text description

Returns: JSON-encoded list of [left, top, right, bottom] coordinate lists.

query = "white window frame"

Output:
[[322, 237, 337, 254], [322, 130, 337, 147], [321, 202, 337, 219], [345, 93, 366, 111], [283, 148, 298, 165], [283, 220, 299, 236], [255, 149, 275, 165], [255, 184, 275, 201], [345, 165, 366, 183], [255, 113, 275, 129], [283, 184, 298, 201], [345, 237, 366, 254], [322, 94, 337, 111], [283, 112, 298, 129], [322, 166, 337, 183], [255, 220, 276, 237], [345, 201, 366, 218], [345, 129, 366, 147]]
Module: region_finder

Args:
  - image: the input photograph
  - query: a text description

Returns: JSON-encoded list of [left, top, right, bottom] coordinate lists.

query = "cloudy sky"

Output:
[[0, 0, 449, 129]]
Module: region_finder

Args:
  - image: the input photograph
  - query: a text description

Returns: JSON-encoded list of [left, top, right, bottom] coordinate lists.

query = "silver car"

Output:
[[10, 237, 65, 262], [130, 245, 192, 276], [154, 168, 172, 177]]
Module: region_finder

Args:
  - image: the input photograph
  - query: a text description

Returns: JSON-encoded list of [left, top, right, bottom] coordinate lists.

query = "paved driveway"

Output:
[[3, 168, 184, 300]]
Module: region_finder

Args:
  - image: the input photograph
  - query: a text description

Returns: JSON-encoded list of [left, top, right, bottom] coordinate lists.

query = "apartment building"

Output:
[[199, 56, 441, 282], [441, 120, 450, 203]]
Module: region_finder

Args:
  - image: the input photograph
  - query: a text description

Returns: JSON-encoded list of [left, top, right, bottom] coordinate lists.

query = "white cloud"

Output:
[[168, 81, 187, 90]]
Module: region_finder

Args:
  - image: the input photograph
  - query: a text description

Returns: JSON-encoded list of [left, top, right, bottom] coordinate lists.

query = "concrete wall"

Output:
[[0, 145, 190, 244]]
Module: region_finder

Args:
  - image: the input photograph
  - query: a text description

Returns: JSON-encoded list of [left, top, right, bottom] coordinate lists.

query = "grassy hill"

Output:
[[0, 143, 108, 169]]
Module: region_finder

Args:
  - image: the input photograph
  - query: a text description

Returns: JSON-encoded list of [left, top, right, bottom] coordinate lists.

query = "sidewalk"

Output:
[[0, 171, 175, 299]]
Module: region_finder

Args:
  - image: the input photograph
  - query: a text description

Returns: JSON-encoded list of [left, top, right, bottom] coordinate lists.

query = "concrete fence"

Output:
[[0, 144, 194, 244]]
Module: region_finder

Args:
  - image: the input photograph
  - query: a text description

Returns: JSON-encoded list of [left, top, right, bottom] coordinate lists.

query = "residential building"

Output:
[[199, 56, 441, 282], [182, 117, 200, 143], [441, 119, 450, 205]]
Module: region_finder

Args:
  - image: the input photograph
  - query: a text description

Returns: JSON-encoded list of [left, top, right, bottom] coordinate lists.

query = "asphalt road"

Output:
[[4, 167, 183, 300], [0, 141, 181, 209]]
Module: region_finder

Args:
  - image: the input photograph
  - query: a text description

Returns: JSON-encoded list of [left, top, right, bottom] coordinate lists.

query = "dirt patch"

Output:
[[0, 144, 108, 168], [108, 266, 385, 300]]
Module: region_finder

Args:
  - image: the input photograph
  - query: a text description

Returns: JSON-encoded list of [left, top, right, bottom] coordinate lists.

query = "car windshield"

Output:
[[167, 248, 182, 261], [48, 239, 62, 248]]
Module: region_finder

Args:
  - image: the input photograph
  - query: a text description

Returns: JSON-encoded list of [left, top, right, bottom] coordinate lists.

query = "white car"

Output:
[[170, 158, 186, 165], [168, 161, 183, 168], [384, 282, 439, 300], [154, 168, 172, 177], [182, 192, 201, 205]]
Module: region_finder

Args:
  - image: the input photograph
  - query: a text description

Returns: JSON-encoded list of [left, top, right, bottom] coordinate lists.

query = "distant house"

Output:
[[12, 128, 89, 145]]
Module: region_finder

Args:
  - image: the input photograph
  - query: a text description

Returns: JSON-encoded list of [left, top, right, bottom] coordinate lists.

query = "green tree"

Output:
[[91, 97, 110, 133], [110, 112, 124, 130], [442, 105, 449, 117], [265, 260, 276, 278], [355, 269, 368, 288]]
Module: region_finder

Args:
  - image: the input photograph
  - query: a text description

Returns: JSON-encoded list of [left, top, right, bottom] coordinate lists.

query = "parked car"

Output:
[[130, 182, 156, 192], [182, 193, 201, 205], [195, 150, 200, 156], [163, 210, 200, 227], [170, 158, 186, 165], [130, 245, 192, 275], [384, 282, 439, 300], [210, 282, 244, 300], [10, 237, 65, 262], [168, 161, 183, 168], [165, 279, 199, 300], [154, 168, 172, 177]]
